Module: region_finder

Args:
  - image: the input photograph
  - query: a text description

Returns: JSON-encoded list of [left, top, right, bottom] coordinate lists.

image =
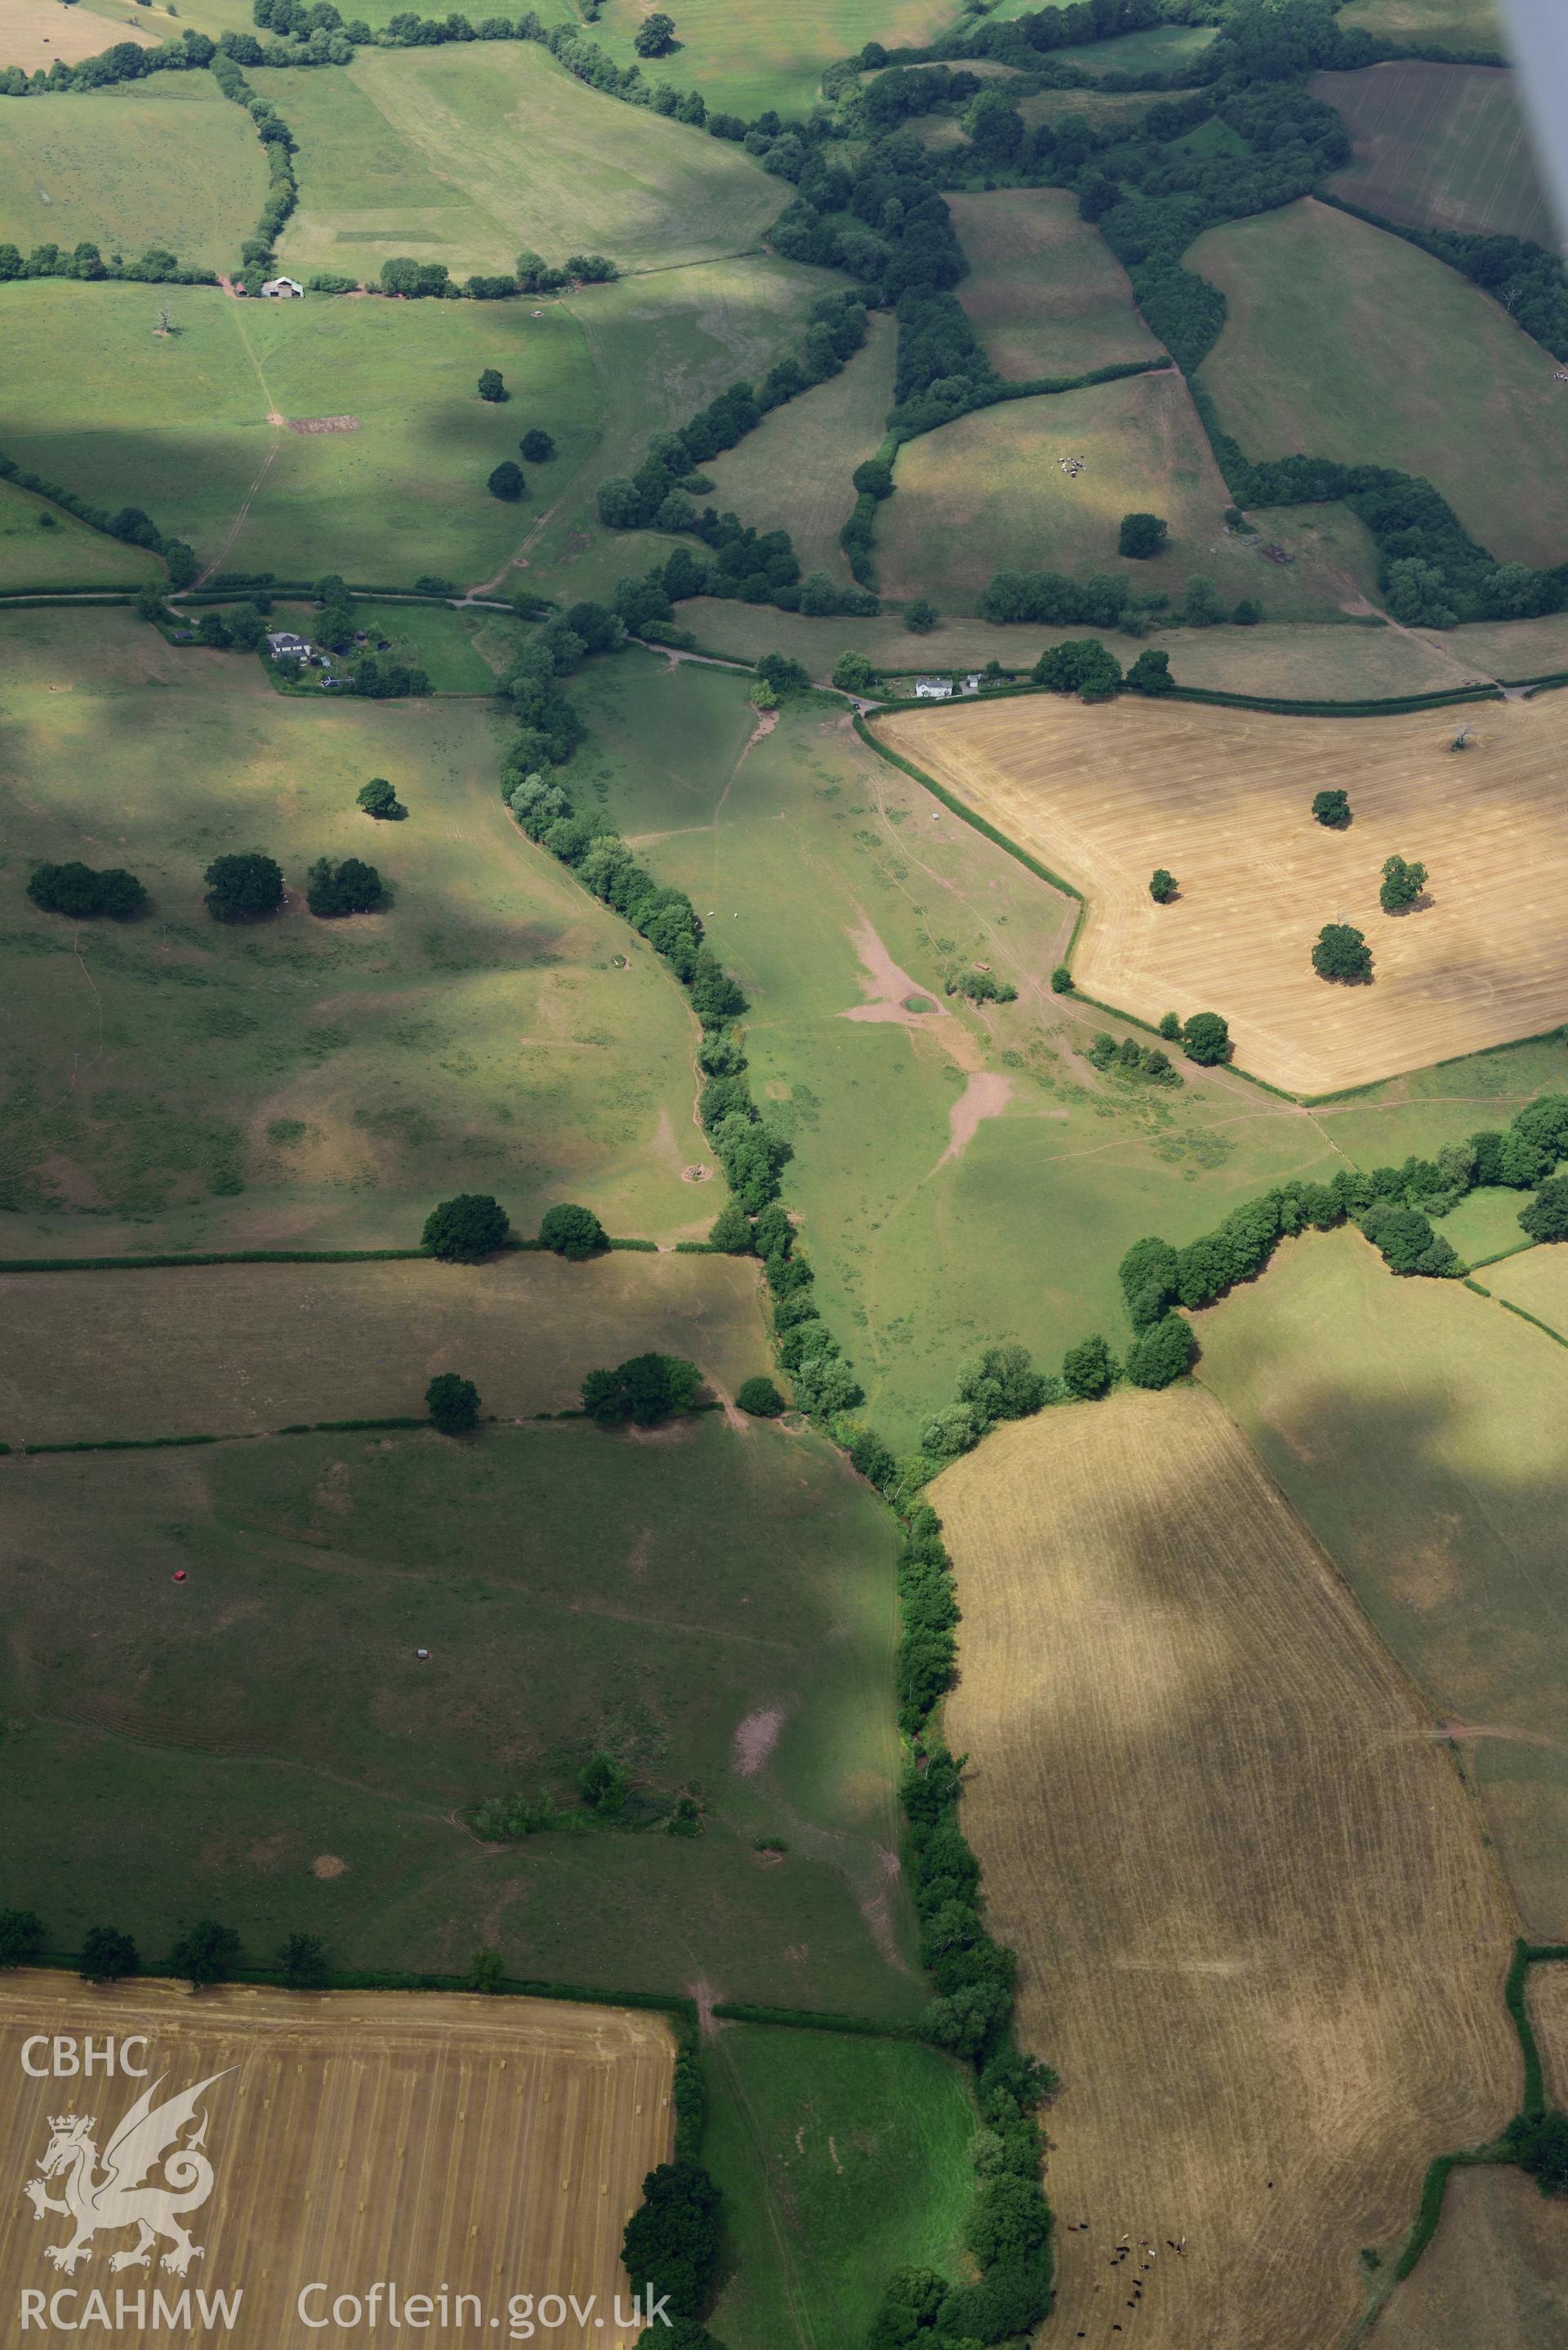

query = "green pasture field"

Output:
[[544, 0, 952, 125], [1433, 1181, 1534, 1263], [0, 609, 708, 1256], [702, 313, 896, 582], [0, 76, 265, 278], [0, 1251, 768, 1443], [561, 649, 1351, 1446], [1487, 1242, 1568, 1338], [0, 279, 597, 587], [258, 595, 526, 693], [1194, 1224, 1568, 1937], [705, 2026, 976, 2349], [1192, 198, 1568, 571], [262, 43, 786, 288], [0, 474, 158, 591], [875, 369, 1377, 620], [0, 1415, 922, 2014], [1318, 63, 1555, 246], [497, 252, 845, 611], [1335, 0, 1506, 49], [947, 189, 1163, 381]]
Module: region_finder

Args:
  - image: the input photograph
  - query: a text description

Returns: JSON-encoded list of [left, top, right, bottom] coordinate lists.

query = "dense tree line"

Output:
[[595, 292, 880, 616], [0, 239, 210, 287], [28, 862, 147, 921]]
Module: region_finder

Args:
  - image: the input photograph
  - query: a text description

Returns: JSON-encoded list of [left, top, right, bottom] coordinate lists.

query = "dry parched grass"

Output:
[[876, 691, 1568, 1095], [0, 1251, 767, 1445], [935, 1387, 1518, 2350], [0, 1971, 674, 2348]]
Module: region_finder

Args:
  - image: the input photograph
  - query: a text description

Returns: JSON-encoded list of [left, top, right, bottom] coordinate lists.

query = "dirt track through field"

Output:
[[0, 1973, 673, 2348], [878, 692, 1568, 1094], [935, 1387, 1518, 2350]]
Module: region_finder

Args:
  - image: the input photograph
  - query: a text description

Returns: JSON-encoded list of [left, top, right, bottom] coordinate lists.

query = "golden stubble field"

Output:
[[935, 1386, 1519, 2350], [877, 692, 1568, 1095], [0, 1973, 673, 2349]]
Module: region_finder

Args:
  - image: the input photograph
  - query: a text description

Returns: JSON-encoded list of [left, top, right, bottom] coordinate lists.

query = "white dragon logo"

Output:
[[22, 2070, 233, 2276]]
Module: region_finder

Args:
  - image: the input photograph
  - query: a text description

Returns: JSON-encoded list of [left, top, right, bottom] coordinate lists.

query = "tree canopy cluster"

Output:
[[28, 862, 146, 921], [204, 851, 284, 922], [581, 1353, 702, 1428], [1312, 922, 1372, 982], [305, 856, 384, 916], [422, 1193, 512, 1261]]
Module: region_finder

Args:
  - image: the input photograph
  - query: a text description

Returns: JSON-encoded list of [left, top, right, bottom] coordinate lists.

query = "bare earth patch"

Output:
[[878, 693, 1568, 1095], [311, 1853, 347, 1879], [287, 415, 363, 434], [733, 1706, 784, 1776], [940, 1070, 1013, 1165]]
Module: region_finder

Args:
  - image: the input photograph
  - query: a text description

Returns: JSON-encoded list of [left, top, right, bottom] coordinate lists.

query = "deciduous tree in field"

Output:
[[1312, 922, 1372, 982], [581, 1352, 701, 1427], [1380, 854, 1428, 912], [477, 368, 507, 403], [1520, 1174, 1568, 1243], [539, 1201, 607, 1259], [904, 598, 939, 633], [1180, 1010, 1231, 1064], [1034, 637, 1121, 700], [171, 1919, 240, 1990], [79, 1927, 138, 1985], [0, 1909, 44, 1967], [519, 428, 555, 462], [1125, 647, 1173, 694], [1118, 511, 1168, 559], [736, 1375, 785, 1416], [357, 776, 405, 821], [832, 649, 877, 693], [278, 1932, 328, 1989], [204, 850, 283, 923], [488, 460, 525, 502], [1157, 1010, 1181, 1039], [1150, 867, 1177, 903], [468, 1946, 506, 1994], [622, 2161, 724, 2321], [422, 1193, 511, 1261], [28, 861, 146, 921], [426, 1371, 481, 1435], [1050, 965, 1072, 994], [306, 856, 384, 916], [578, 1751, 630, 1814], [1125, 1313, 1196, 1389], [1061, 1333, 1114, 1400], [635, 10, 675, 52], [1312, 787, 1351, 827]]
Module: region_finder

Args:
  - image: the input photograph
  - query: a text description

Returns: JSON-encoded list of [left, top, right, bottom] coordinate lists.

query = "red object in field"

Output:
[[173, 1570, 188, 1583]]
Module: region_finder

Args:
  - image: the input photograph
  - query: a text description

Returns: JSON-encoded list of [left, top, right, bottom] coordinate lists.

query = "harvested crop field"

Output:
[[1192, 199, 1568, 570], [1317, 62, 1556, 246], [1194, 1226, 1568, 1934], [1371, 2165, 1568, 2350], [0, 1250, 766, 1445], [934, 1385, 1518, 2350], [875, 689, 1568, 1095], [1, 0, 158, 66], [947, 190, 1163, 380], [0, 1969, 672, 2348]]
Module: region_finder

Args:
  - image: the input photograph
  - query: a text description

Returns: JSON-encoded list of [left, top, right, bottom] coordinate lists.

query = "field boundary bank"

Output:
[[11, 1955, 929, 2040], [1360, 1942, 1568, 2326], [0, 1235, 669, 1273]]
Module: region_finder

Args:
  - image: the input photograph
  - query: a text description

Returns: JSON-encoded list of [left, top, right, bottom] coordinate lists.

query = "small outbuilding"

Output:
[[261, 276, 305, 299]]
